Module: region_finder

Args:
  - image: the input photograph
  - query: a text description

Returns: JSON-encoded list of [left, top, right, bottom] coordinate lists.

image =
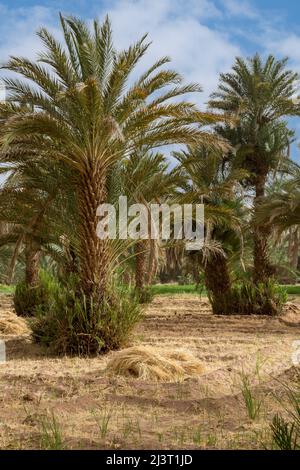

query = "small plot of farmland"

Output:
[[0, 293, 299, 449]]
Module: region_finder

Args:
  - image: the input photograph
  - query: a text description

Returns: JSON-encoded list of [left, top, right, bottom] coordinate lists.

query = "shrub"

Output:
[[135, 286, 154, 304], [210, 279, 287, 316], [233, 280, 287, 316], [13, 270, 60, 317], [239, 371, 262, 420], [270, 380, 300, 450], [177, 274, 194, 285], [14, 282, 41, 317], [39, 412, 64, 450], [31, 280, 142, 356]]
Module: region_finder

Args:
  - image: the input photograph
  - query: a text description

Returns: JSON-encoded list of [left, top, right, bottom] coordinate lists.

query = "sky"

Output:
[[1, 0, 300, 161]]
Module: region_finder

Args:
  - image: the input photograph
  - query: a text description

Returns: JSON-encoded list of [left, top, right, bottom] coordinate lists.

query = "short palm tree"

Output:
[[0, 154, 77, 286], [209, 54, 299, 285], [122, 150, 183, 295], [0, 15, 220, 309]]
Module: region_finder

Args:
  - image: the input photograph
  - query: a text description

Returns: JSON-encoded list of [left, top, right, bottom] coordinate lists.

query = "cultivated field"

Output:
[[0, 293, 299, 450]]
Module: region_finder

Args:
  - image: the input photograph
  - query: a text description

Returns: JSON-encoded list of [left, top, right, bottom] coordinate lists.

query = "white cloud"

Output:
[[0, 0, 240, 107], [0, 0, 299, 163], [221, 0, 258, 19], [0, 5, 60, 64], [261, 30, 300, 162], [0, 0, 241, 178], [101, 0, 240, 104], [268, 34, 300, 64]]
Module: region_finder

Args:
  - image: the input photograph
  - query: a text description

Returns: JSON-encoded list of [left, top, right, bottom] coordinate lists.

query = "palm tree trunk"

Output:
[[253, 173, 273, 284], [25, 238, 40, 287], [291, 227, 299, 270], [288, 227, 293, 265], [7, 234, 24, 284], [135, 241, 146, 291], [204, 253, 232, 314], [145, 238, 157, 285], [77, 163, 109, 303]]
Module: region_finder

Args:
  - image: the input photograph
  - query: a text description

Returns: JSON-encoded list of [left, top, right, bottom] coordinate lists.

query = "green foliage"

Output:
[[210, 280, 287, 316], [271, 414, 299, 450], [13, 270, 60, 317], [210, 54, 299, 286], [232, 280, 287, 316], [135, 286, 154, 304], [151, 284, 200, 295], [0, 26, 298, 361], [92, 406, 114, 439], [283, 285, 300, 295], [257, 185, 300, 232], [239, 372, 262, 420], [152, 283, 300, 296], [31, 279, 142, 355], [270, 381, 300, 450], [0, 284, 15, 294], [0, 244, 24, 285], [0, 15, 219, 351], [177, 273, 194, 285], [14, 282, 41, 316], [210, 54, 298, 181], [39, 412, 64, 450]]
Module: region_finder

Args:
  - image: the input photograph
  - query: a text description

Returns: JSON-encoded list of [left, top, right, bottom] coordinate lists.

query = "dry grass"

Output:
[[0, 293, 300, 449], [106, 345, 204, 382], [0, 311, 30, 336]]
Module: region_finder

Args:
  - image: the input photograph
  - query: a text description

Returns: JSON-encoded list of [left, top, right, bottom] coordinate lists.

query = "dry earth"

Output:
[[0, 293, 299, 449]]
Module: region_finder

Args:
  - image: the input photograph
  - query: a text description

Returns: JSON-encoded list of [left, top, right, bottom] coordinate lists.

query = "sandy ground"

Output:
[[0, 293, 299, 450]]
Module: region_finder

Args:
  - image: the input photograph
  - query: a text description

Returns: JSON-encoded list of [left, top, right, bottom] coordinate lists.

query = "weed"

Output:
[[206, 433, 217, 447], [122, 417, 134, 439], [192, 425, 202, 445], [240, 372, 262, 420], [39, 412, 64, 450], [270, 379, 300, 450], [92, 406, 114, 439]]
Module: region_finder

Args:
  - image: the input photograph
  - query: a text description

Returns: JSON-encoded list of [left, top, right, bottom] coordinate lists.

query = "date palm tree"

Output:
[[173, 146, 246, 314], [0, 15, 220, 309], [0, 151, 77, 286], [209, 54, 299, 285], [122, 150, 183, 295]]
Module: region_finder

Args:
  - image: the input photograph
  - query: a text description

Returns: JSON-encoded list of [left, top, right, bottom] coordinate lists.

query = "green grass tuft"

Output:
[[151, 283, 300, 296], [151, 284, 202, 295], [0, 284, 15, 294]]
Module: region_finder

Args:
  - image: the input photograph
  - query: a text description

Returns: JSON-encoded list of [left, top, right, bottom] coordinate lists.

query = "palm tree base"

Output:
[[209, 280, 287, 316], [31, 283, 142, 356]]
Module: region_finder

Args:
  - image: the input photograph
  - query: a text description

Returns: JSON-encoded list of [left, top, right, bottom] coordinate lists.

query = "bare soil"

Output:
[[0, 293, 299, 450]]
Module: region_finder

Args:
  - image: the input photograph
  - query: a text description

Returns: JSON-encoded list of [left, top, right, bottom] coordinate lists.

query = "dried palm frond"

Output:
[[106, 345, 204, 382]]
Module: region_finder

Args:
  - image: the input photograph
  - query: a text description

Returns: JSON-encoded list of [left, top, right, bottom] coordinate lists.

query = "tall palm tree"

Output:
[[209, 54, 299, 285], [173, 146, 246, 314], [0, 15, 220, 308]]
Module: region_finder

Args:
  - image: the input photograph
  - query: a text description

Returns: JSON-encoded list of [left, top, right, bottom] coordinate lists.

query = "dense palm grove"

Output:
[[0, 15, 299, 355]]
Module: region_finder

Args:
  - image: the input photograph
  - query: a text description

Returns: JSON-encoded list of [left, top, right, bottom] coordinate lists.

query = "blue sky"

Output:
[[1, 0, 300, 161]]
